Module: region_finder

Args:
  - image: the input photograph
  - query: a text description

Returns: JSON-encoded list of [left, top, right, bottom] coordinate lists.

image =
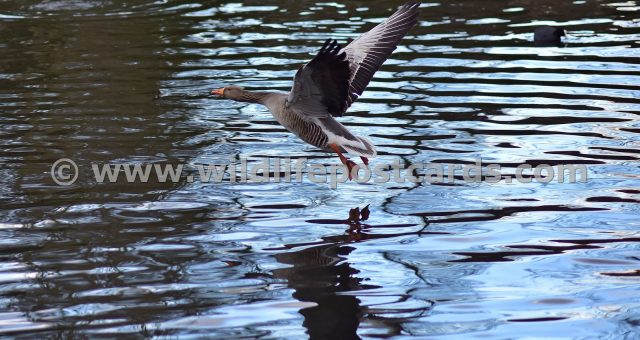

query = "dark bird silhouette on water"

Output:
[[534, 26, 567, 46]]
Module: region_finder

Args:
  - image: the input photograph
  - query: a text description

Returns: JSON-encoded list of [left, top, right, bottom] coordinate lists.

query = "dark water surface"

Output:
[[1, 0, 639, 338]]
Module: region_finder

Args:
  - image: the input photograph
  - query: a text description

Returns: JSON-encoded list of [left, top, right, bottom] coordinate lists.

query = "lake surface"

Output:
[[1, 0, 639, 338]]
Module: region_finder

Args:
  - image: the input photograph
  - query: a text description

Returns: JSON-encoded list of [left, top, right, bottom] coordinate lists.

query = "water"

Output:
[[1, 0, 639, 338]]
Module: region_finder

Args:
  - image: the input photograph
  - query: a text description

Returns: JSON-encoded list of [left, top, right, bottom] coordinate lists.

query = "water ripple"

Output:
[[0, 0, 639, 338]]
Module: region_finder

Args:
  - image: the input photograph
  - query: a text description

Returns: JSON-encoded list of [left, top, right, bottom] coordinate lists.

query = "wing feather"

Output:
[[287, 39, 350, 118], [342, 2, 420, 108], [287, 2, 420, 119]]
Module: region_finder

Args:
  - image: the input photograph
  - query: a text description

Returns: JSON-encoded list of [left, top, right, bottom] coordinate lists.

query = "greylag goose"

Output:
[[211, 2, 420, 179]]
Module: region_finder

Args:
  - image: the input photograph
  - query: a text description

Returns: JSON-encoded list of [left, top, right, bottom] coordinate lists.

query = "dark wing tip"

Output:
[[305, 39, 351, 116], [379, 2, 420, 36], [398, 2, 421, 19], [401, 2, 421, 10], [319, 38, 332, 53], [342, 1, 420, 109], [316, 39, 346, 61], [398, 2, 421, 23]]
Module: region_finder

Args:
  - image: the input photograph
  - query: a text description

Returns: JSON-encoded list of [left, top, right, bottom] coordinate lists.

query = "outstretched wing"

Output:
[[287, 39, 350, 118], [287, 2, 420, 119], [342, 2, 420, 109]]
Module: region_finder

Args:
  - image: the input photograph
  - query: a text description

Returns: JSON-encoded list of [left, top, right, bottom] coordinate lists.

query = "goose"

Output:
[[211, 2, 420, 179]]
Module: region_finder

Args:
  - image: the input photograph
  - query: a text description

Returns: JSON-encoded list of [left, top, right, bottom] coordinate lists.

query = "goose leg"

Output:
[[329, 143, 356, 180], [360, 157, 369, 166]]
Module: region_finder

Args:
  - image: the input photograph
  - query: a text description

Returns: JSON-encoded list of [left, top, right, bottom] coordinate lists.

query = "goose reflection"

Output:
[[273, 240, 370, 339], [271, 221, 437, 339]]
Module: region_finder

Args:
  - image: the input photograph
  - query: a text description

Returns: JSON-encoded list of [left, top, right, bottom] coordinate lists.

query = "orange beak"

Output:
[[211, 88, 225, 96]]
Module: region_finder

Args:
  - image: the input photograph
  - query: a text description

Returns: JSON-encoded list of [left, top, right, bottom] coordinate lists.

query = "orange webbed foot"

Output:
[[345, 160, 357, 180]]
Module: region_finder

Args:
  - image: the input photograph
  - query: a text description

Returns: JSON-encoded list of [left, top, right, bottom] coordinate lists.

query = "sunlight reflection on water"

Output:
[[0, 0, 639, 338]]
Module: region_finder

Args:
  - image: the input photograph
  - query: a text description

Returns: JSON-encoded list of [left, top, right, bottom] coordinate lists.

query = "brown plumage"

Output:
[[211, 2, 420, 179]]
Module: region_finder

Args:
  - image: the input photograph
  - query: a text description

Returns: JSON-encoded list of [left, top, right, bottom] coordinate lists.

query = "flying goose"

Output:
[[211, 2, 420, 179]]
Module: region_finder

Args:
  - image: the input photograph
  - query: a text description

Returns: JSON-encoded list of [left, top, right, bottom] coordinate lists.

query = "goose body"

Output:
[[211, 2, 420, 177]]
